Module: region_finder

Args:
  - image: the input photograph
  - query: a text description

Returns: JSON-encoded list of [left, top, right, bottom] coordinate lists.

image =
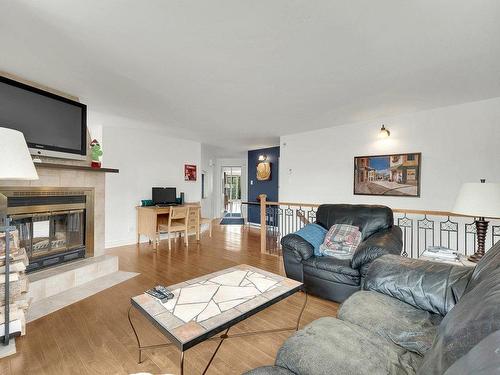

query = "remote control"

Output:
[[155, 285, 175, 300], [146, 288, 170, 303]]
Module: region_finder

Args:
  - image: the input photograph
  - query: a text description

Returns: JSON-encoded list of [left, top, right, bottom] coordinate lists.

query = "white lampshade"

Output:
[[453, 182, 500, 219], [0, 127, 39, 180]]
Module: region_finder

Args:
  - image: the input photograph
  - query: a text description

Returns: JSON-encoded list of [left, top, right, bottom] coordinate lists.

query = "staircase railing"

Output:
[[251, 195, 500, 258]]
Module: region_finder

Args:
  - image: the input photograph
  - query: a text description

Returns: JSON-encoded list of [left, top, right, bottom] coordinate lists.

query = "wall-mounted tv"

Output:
[[0, 76, 87, 160]]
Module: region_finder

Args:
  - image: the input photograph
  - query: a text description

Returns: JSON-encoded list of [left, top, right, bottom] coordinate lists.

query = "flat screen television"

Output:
[[0, 76, 87, 160], [152, 187, 177, 205]]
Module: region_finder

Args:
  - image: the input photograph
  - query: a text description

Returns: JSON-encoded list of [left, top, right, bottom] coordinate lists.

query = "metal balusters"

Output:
[[493, 225, 500, 246], [397, 215, 413, 257], [307, 208, 317, 224], [254, 201, 500, 257], [417, 215, 434, 257], [284, 207, 294, 238], [439, 217, 459, 250], [265, 205, 280, 254], [465, 222, 477, 256], [296, 208, 306, 230]]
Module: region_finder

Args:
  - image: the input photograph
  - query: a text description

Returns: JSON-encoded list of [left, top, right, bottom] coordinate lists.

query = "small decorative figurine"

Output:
[[90, 139, 103, 168]]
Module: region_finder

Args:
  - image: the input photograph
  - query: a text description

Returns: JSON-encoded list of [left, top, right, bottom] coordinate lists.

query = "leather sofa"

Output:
[[282, 204, 402, 302], [245, 241, 500, 375]]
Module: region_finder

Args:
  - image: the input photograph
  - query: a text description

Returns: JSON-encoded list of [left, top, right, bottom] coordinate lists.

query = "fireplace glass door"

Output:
[[32, 214, 52, 257], [10, 210, 85, 260]]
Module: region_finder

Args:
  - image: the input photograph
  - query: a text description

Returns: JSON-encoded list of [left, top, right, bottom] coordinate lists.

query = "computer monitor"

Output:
[[152, 187, 177, 205]]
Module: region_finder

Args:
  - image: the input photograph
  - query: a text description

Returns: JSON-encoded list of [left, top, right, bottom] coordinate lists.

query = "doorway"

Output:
[[221, 166, 242, 216]]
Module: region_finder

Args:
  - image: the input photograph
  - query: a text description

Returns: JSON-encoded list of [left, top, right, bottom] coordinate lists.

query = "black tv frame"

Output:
[[152, 187, 177, 205], [0, 76, 87, 158]]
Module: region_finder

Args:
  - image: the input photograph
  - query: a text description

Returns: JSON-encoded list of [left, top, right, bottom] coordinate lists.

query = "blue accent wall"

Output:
[[247, 146, 280, 224]]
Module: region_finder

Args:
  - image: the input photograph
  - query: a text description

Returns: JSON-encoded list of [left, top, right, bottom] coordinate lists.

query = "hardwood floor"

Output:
[[1, 223, 338, 375]]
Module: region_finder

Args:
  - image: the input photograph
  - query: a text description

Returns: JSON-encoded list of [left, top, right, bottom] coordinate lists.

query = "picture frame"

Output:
[[184, 164, 197, 181], [353, 153, 421, 197]]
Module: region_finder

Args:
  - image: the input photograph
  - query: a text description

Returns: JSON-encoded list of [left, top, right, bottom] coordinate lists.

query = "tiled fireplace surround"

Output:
[[0, 165, 105, 257], [0, 163, 116, 307]]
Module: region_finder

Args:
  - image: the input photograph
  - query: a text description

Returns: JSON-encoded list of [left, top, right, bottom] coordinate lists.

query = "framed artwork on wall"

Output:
[[184, 164, 197, 181], [354, 153, 421, 197]]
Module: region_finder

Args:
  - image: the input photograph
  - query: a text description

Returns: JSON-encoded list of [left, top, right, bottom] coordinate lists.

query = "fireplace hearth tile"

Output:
[[75, 263, 99, 284], [27, 270, 139, 322], [28, 255, 119, 303]]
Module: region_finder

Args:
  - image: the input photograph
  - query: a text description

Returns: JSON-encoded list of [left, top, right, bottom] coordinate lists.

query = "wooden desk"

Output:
[[136, 205, 199, 249]]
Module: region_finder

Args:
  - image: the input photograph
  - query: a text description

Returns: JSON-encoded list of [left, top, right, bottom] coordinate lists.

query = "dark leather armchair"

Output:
[[281, 204, 402, 302]]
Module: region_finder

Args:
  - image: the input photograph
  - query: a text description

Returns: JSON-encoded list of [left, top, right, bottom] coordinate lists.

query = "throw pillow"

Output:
[[320, 224, 362, 258]]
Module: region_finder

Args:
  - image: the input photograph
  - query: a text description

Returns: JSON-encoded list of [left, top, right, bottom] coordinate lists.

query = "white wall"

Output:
[[99, 115, 201, 248], [280, 97, 500, 211]]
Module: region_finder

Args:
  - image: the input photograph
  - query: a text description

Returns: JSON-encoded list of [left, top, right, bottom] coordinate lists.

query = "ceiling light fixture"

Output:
[[258, 154, 267, 162]]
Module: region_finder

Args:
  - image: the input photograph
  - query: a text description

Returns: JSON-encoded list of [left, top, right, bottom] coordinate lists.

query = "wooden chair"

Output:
[[158, 206, 189, 250], [187, 205, 212, 239], [200, 216, 212, 238]]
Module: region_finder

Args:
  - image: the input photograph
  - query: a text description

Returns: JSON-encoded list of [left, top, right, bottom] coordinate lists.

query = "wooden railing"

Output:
[[251, 195, 500, 257]]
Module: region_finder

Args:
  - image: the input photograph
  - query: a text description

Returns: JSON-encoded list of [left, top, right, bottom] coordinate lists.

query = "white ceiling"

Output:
[[1, 1, 500, 151]]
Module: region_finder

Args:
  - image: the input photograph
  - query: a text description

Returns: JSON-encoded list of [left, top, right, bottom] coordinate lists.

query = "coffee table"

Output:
[[128, 264, 305, 374]]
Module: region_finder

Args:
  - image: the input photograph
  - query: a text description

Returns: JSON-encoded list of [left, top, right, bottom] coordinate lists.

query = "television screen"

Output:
[[0, 76, 86, 159], [152, 187, 177, 204]]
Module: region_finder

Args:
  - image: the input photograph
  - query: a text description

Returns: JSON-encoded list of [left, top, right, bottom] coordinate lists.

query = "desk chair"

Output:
[[200, 216, 212, 238], [187, 205, 212, 239], [158, 206, 189, 250]]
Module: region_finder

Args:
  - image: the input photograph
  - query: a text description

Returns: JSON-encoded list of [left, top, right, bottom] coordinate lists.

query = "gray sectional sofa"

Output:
[[245, 241, 500, 375]]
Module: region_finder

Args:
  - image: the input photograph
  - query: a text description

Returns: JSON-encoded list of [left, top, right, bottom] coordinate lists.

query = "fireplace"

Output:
[[1, 187, 94, 273]]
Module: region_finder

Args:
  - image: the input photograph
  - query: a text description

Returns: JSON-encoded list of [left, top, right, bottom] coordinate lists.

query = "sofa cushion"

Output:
[[351, 226, 403, 270], [303, 256, 360, 286], [364, 255, 473, 316], [338, 291, 442, 356], [275, 317, 422, 375], [418, 266, 500, 374], [442, 330, 500, 375], [464, 240, 500, 293], [316, 204, 393, 240]]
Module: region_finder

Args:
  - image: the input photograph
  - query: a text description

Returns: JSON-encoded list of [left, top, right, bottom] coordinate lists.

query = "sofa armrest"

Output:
[[364, 255, 473, 315], [281, 234, 314, 261], [351, 226, 403, 270]]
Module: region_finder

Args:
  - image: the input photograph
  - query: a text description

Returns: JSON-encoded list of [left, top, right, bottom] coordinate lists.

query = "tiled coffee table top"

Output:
[[131, 264, 303, 350]]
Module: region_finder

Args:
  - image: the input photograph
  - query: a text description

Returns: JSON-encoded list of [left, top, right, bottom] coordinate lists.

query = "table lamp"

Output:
[[453, 179, 500, 262], [0, 127, 39, 226]]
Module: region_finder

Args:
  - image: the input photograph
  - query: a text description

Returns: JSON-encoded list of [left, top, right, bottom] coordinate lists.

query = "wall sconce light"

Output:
[[258, 154, 267, 161], [379, 124, 391, 138]]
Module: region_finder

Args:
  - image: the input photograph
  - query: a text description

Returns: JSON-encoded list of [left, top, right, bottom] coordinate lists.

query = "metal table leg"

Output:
[[128, 306, 173, 364]]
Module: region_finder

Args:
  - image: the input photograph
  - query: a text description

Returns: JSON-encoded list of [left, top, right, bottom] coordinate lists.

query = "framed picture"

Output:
[[354, 153, 421, 197], [184, 164, 197, 181]]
